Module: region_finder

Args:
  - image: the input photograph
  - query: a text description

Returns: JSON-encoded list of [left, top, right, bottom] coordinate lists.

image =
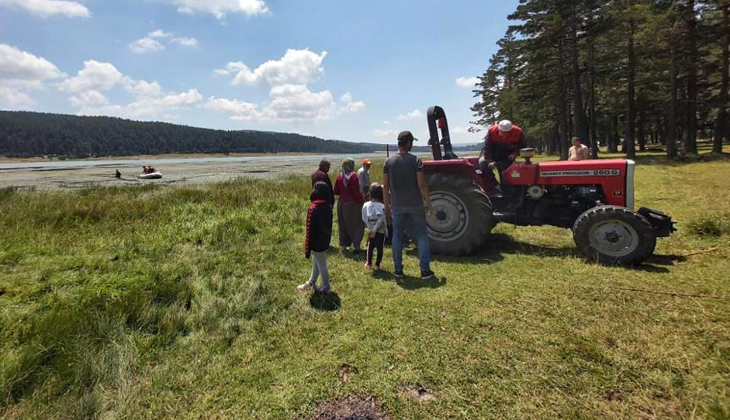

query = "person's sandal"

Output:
[[296, 282, 312, 291]]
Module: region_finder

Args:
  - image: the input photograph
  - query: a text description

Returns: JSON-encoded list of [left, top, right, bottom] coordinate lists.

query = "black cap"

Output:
[[397, 131, 417, 145]]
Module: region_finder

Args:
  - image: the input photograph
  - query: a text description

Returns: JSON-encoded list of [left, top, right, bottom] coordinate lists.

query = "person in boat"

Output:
[[142, 166, 149, 174], [149, 167, 156, 173]]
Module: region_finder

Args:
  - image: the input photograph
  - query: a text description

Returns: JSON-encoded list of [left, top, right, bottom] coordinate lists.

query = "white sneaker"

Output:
[[297, 282, 312, 291]]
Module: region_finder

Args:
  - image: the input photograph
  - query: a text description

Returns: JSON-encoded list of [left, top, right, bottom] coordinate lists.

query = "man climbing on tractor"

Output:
[[478, 120, 527, 196]]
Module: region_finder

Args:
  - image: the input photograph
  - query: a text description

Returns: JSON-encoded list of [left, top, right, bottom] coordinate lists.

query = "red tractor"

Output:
[[422, 106, 675, 265]]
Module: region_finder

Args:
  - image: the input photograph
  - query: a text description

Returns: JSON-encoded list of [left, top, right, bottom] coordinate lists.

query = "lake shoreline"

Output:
[[0, 151, 332, 164], [0, 153, 392, 191]]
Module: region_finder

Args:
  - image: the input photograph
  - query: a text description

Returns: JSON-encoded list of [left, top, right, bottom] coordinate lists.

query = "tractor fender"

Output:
[[423, 159, 494, 193]]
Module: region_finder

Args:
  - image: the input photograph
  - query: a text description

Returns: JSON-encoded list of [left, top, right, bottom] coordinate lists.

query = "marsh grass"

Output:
[[1, 153, 729, 419]]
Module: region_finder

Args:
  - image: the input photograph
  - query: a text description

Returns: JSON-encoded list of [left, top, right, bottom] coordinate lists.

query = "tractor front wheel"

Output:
[[573, 205, 656, 266], [426, 173, 495, 256]]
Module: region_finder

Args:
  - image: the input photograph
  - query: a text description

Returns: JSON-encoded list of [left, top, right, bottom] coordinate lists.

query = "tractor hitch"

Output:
[[638, 207, 676, 238]]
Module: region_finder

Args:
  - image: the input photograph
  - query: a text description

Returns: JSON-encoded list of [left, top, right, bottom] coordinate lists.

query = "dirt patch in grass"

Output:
[[400, 385, 437, 403], [310, 396, 389, 420], [603, 389, 623, 401]]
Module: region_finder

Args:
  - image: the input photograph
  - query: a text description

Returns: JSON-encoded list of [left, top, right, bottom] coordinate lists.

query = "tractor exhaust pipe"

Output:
[[427, 106, 458, 161]]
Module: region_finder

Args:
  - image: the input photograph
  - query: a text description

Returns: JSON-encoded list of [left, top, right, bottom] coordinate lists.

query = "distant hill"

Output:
[[0, 111, 380, 158]]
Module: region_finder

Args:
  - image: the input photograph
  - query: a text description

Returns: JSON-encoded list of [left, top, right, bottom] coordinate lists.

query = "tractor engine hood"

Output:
[[502, 159, 635, 209]]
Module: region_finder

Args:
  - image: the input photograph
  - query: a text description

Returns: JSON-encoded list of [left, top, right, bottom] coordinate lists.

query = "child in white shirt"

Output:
[[361, 183, 388, 270]]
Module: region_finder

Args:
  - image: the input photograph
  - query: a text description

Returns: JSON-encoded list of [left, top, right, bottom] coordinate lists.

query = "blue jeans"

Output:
[[391, 206, 431, 273]]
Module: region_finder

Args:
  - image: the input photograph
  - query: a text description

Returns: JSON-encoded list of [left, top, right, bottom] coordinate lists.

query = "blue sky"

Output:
[[0, 0, 519, 144]]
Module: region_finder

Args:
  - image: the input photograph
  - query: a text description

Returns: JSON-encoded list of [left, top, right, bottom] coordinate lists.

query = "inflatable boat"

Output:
[[138, 171, 162, 179]]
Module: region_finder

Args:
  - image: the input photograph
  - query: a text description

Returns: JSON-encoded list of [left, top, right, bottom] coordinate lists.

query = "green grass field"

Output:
[[1, 151, 729, 419]]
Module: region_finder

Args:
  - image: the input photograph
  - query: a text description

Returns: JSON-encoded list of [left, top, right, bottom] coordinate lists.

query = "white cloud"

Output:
[[76, 89, 202, 119], [58, 59, 200, 120], [0, 87, 35, 108], [157, 0, 268, 18], [339, 91, 365, 113], [265, 84, 336, 123], [0, 44, 63, 108], [455, 76, 479, 88], [205, 84, 365, 124], [129, 30, 198, 54], [345, 101, 365, 113], [0, 44, 63, 89], [58, 60, 123, 92], [217, 49, 327, 87], [129, 37, 165, 54], [202, 97, 259, 121], [123, 78, 162, 98], [209, 49, 360, 124], [0, 0, 89, 18], [171, 37, 198, 48], [340, 92, 353, 103], [451, 126, 472, 135], [382, 121, 391, 125], [396, 109, 423, 121], [69, 90, 108, 107], [374, 129, 399, 139], [148, 29, 173, 39]]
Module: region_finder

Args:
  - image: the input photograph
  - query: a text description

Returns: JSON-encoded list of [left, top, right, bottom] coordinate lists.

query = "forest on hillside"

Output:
[[0, 111, 377, 158], [471, 0, 729, 159]]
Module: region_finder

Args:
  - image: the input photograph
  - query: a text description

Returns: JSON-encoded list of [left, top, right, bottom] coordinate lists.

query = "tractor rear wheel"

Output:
[[573, 205, 656, 266], [426, 173, 495, 256]]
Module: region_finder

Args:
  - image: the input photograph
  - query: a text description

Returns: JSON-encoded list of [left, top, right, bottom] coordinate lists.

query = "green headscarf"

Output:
[[341, 158, 355, 186]]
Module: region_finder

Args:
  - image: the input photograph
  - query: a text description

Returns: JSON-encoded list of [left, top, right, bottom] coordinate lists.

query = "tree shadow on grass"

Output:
[[630, 151, 730, 166], [309, 290, 341, 312]]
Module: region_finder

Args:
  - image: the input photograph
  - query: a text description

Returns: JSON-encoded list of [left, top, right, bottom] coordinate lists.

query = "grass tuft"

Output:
[[687, 213, 730, 237]]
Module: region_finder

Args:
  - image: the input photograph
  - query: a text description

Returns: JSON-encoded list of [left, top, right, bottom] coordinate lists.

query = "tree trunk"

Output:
[[570, 8, 590, 147], [684, 0, 699, 154], [588, 40, 599, 158], [626, 10, 637, 159], [610, 115, 620, 153], [638, 105, 646, 152], [548, 123, 559, 155], [557, 36, 570, 160], [667, 37, 679, 158], [714, 0, 729, 154], [682, 79, 693, 154]]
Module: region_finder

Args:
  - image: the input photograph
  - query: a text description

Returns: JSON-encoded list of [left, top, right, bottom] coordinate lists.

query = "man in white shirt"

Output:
[[358, 158, 372, 199]]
